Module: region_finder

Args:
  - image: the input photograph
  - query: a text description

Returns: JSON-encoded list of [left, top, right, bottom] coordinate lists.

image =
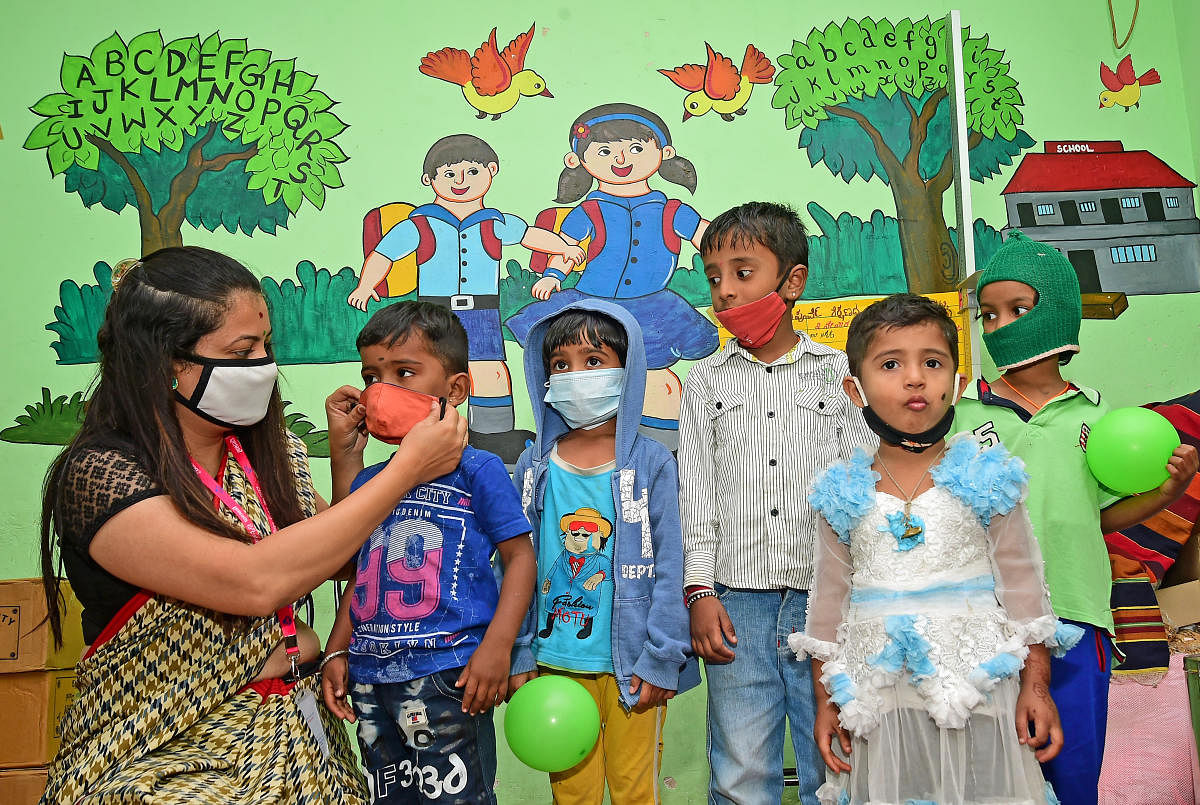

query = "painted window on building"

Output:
[[1120, 196, 1142, 209], [1166, 196, 1180, 208], [1079, 201, 1097, 213], [1036, 203, 1054, 215], [1110, 244, 1157, 263]]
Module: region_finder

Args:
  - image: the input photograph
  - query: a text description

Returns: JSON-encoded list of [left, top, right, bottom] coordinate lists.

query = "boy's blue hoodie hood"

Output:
[[522, 298, 646, 463]]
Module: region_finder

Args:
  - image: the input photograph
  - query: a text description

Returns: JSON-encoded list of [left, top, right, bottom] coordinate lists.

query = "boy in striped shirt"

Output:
[[678, 202, 875, 804]]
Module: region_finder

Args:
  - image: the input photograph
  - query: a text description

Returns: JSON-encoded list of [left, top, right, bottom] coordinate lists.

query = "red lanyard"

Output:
[[190, 435, 301, 675]]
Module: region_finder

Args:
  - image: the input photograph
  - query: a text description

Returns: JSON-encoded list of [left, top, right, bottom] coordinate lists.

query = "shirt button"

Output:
[[461, 260, 467, 267], [766, 366, 773, 373], [818, 401, 825, 409], [461, 233, 467, 240], [769, 458, 777, 467], [770, 508, 779, 517], [714, 401, 722, 409], [634, 221, 642, 227], [633, 239, 640, 246], [767, 411, 775, 418], [624, 278, 632, 285], [630, 256, 638, 263]]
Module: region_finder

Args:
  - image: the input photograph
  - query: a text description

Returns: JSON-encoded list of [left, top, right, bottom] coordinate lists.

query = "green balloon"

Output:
[[1085, 407, 1180, 495], [503, 675, 600, 772]]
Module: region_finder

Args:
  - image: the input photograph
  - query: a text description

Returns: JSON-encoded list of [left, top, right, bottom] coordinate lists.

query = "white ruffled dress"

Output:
[[791, 435, 1081, 805]]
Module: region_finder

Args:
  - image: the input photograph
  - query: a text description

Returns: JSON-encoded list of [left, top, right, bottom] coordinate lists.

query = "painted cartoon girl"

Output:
[[505, 103, 719, 449]]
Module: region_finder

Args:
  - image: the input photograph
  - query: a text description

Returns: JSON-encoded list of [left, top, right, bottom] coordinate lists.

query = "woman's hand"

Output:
[[325, 385, 368, 459], [393, 402, 468, 484]]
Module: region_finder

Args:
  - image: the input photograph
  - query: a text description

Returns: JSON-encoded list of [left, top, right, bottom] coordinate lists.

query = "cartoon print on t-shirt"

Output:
[[538, 507, 614, 640]]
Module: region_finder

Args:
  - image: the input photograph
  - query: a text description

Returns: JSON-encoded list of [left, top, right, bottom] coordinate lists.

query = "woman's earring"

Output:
[[171, 378, 179, 390]]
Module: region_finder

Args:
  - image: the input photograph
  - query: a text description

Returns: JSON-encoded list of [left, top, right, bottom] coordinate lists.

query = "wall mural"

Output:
[[7, 16, 1187, 451], [658, 44, 775, 122], [419, 24, 552, 121], [1099, 54, 1160, 112], [771, 16, 1031, 293], [23, 31, 349, 256]]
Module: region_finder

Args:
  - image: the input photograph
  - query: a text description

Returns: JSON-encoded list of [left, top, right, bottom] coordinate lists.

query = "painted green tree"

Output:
[[773, 17, 1033, 292], [24, 31, 348, 256]]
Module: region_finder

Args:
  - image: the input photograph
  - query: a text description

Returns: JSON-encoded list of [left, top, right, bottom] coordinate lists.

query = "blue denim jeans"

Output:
[[704, 587, 823, 805], [352, 668, 497, 804]]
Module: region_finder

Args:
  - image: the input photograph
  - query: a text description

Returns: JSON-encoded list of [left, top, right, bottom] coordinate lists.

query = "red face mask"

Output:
[[360, 383, 445, 444], [714, 291, 789, 348]]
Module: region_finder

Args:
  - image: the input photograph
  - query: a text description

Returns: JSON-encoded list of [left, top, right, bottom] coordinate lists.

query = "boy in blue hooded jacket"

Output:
[[511, 299, 698, 804]]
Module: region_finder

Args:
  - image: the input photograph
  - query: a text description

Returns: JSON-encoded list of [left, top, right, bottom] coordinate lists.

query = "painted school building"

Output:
[[1000, 141, 1200, 295]]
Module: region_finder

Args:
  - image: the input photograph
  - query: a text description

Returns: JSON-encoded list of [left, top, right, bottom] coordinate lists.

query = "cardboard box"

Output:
[[0, 767, 48, 805], [1156, 580, 1200, 629], [0, 670, 77, 769], [0, 579, 84, 673]]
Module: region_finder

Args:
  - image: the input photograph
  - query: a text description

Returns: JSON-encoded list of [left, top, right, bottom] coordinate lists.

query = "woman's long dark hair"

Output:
[[40, 247, 306, 644]]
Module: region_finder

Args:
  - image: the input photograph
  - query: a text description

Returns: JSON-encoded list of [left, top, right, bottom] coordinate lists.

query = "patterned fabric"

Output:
[[42, 432, 369, 804], [1105, 390, 1200, 682]]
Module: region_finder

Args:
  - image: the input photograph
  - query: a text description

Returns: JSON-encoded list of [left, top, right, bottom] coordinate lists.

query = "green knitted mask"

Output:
[[977, 231, 1081, 371]]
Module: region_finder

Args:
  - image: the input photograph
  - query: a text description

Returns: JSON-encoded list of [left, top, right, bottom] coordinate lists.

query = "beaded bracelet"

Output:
[[318, 648, 350, 670], [685, 589, 718, 609]]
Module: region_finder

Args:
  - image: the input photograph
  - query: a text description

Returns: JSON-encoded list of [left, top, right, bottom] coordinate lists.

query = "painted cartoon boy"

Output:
[[349, 134, 584, 463]]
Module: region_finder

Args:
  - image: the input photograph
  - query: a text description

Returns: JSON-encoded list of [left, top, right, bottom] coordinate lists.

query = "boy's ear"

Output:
[[783, 263, 809, 301], [843, 375, 866, 408], [953, 373, 969, 402], [487, 162, 499, 177], [421, 174, 433, 187], [446, 372, 471, 407], [564, 152, 581, 169]]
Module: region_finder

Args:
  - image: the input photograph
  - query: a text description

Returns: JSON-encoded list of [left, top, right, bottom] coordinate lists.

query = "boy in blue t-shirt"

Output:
[[321, 301, 535, 804], [510, 300, 699, 803]]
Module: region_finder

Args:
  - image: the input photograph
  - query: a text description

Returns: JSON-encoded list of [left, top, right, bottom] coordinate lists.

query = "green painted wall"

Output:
[[1, 2, 1196, 801]]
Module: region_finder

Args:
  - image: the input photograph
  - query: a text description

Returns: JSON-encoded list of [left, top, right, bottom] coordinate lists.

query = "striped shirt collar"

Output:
[[712, 331, 840, 368]]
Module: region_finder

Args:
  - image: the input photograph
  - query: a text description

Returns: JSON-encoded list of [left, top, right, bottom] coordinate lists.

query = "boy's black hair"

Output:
[[422, 134, 499, 181], [699, 201, 808, 276], [356, 300, 469, 374], [542, 310, 628, 374], [845, 293, 959, 375]]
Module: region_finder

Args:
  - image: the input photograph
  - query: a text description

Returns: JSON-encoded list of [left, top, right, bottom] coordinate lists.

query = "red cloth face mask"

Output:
[[714, 291, 789, 348], [360, 383, 445, 444]]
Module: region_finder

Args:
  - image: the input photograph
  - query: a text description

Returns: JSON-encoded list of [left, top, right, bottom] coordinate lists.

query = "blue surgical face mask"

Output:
[[544, 368, 624, 430]]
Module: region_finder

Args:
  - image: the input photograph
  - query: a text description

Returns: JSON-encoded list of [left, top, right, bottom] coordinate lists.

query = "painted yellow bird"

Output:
[[419, 24, 552, 120], [659, 43, 775, 122], [1099, 54, 1160, 111]]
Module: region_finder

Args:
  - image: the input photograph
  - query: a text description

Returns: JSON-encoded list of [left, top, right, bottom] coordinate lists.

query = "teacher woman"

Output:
[[38, 247, 466, 803]]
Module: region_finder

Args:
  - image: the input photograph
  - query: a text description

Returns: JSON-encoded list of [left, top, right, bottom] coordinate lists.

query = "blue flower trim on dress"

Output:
[[839, 790, 850, 805], [867, 615, 936, 682], [905, 800, 937, 805], [809, 448, 880, 544], [879, 510, 926, 551], [826, 672, 856, 707], [1049, 621, 1085, 658], [972, 652, 1022, 684], [930, 435, 1028, 528], [1045, 782, 1061, 804]]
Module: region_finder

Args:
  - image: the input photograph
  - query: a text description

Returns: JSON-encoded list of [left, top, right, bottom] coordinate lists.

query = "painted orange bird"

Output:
[[1099, 54, 1160, 111], [419, 24, 552, 120], [659, 44, 775, 122]]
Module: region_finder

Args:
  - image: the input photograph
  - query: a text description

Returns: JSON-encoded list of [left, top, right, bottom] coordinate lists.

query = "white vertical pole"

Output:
[[948, 9, 982, 380]]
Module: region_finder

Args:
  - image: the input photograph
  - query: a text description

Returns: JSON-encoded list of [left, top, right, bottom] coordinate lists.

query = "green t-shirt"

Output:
[[953, 380, 1118, 632]]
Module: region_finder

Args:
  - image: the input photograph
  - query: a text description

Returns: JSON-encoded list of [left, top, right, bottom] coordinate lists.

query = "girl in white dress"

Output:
[[792, 295, 1080, 805]]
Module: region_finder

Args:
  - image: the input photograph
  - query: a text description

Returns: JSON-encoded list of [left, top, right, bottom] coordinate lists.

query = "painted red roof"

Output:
[[1001, 150, 1195, 194]]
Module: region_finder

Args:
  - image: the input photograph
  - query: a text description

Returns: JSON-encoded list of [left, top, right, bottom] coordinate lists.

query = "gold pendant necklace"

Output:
[[876, 445, 947, 538]]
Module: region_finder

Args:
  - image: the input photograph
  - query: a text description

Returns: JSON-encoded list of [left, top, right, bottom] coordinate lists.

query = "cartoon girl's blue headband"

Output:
[[570, 113, 670, 153]]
